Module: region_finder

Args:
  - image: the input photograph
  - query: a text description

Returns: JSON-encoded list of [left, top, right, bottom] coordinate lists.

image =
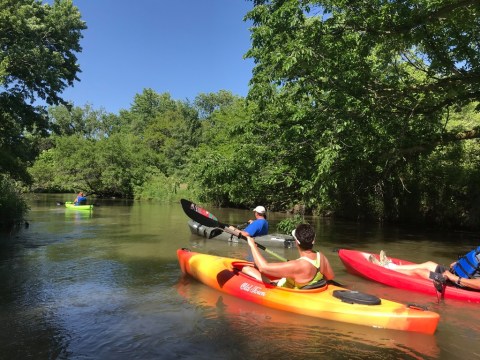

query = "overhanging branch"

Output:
[[400, 125, 480, 156]]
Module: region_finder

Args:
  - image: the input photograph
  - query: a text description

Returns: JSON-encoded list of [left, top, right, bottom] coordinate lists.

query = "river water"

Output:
[[0, 194, 479, 359]]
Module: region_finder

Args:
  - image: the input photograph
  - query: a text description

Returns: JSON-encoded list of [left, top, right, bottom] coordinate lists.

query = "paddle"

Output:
[[428, 271, 446, 302], [180, 199, 288, 262], [236, 222, 249, 230], [181, 199, 346, 288]]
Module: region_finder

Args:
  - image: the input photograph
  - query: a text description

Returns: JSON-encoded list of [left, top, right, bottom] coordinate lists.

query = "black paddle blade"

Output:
[[180, 199, 288, 262], [180, 199, 226, 228]]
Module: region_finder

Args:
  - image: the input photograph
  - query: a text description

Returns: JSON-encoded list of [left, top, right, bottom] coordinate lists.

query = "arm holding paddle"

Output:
[[229, 205, 269, 238], [243, 224, 335, 288], [243, 236, 300, 282], [74, 191, 87, 205], [443, 269, 480, 290], [180, 199, 341, 287], [384, 248, 480, 291], [180, 199, 287, 262]]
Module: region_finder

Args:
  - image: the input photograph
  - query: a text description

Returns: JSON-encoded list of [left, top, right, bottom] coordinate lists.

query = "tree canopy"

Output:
[[15, 0, 480, 230], [241, 0, 480, 223], [0, 0, 86, 182]]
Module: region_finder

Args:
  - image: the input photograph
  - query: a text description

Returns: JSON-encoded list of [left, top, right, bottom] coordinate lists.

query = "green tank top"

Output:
[[277, 252, 324, 289]]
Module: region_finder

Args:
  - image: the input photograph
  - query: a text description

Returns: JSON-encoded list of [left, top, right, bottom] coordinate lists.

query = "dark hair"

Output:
[[294, 224, 315, 250]]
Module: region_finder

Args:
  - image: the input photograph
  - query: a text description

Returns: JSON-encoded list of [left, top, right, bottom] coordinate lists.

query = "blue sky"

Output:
[[61, 1, 255, 114]]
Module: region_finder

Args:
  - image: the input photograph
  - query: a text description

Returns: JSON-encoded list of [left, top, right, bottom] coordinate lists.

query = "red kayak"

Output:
[[338, 249, 480, 303]]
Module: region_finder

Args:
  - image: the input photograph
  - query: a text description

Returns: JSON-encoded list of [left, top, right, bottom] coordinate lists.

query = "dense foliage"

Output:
[[0, 0, 85, 228], [29, 90, 201, 199], [4, 0, 480, 230], [0, 174, 29, 228], [239, 0, 480, 226]]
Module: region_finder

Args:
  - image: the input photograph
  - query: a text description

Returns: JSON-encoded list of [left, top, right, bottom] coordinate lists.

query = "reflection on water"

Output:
[[176, 277, 439, 360], [0, 195, 478, 359], [65, 208, 93, 221]]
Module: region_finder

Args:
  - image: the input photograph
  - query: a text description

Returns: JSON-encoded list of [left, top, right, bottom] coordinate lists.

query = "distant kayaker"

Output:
[[229, 205, 268, 237], [243, 223, 335, 288], [372, 249, 480, 291], [74, 191, 87, 205]]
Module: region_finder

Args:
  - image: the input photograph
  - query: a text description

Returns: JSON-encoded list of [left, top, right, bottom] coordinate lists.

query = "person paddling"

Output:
[[74, 192, 87, 205], [229, 205, 269, 237]]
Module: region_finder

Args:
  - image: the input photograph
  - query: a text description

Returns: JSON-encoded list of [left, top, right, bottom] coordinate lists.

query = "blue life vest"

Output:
[[244, 219, 268, 237], [76, 196, 87, 205], [452, 246, 480, 279]]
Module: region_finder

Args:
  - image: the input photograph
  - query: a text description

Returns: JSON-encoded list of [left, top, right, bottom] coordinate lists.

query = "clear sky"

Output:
[[60, 1, 255, 114]]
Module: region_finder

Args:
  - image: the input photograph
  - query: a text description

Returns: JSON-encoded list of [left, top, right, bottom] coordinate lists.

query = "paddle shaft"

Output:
[[221, 226, 288, 262], [181, 199, 343, 286], [181, 199, 287, 262]]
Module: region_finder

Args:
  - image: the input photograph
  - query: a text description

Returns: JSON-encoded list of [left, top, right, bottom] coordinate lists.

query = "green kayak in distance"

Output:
[[65, 201, 93, 211]]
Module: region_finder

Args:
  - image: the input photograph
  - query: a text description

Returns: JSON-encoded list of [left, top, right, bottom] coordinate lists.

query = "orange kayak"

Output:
[[177, 248, 439, 334]]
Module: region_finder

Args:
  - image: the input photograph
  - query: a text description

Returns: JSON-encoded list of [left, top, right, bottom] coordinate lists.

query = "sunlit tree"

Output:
[[243, 0, 480, 222]]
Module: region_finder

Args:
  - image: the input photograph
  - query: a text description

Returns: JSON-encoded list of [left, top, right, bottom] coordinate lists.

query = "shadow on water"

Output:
[[176, 276, 439, 360]]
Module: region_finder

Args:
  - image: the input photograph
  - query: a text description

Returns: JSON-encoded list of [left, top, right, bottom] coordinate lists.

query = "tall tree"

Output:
[[243, 0, 480, 221], [126, 89, 178, 136], [194, 90, 239, 119], [0, 0, 86, 182], [49, 104, 118, 139]]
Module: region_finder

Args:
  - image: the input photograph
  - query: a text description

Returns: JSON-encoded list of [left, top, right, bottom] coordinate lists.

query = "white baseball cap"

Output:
[[253, 206, 266, 214]]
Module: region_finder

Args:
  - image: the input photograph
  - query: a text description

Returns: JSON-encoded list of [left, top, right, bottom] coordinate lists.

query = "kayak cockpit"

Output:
[[230, 261, 329, 292]]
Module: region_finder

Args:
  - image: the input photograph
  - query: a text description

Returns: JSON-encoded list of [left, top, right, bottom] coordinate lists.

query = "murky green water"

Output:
[[0, 194, 478, 359]]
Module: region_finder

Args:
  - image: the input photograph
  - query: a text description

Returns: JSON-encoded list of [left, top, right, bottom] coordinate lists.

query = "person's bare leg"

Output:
[[242, 266, 263, 281], [394, 261, 438, 271], [394, 261, 439, 279], [242, 266, 275, 284]]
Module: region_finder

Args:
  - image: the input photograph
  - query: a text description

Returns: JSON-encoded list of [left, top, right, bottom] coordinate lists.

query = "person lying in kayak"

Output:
[[243, 223, 335, 288], [371, 249, 480, 291], [229, 205, 268, 237]]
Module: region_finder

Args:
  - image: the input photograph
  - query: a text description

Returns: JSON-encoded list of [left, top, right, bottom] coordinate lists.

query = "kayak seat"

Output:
[[301, 279, 328, 290], [333, 290, 381, 305]]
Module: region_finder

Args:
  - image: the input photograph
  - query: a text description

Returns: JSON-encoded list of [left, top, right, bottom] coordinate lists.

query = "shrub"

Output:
[[0, 174, 29, 230]]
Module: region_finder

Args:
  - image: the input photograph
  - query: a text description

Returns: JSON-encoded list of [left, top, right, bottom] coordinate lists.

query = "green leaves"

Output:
[[19, 1, 480, 229], [0, 0, 85, 185], [243, 0, 480, 223]]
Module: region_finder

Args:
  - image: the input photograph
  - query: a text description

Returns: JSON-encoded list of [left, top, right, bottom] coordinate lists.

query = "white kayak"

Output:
[[187, 219, 295, 248]]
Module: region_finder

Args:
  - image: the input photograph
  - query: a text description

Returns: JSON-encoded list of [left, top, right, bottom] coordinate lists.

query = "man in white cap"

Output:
[[230, 205, 269, 238]]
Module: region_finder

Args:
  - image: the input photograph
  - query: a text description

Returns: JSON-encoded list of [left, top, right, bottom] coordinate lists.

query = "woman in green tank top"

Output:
[[243, 224, 335, 289]]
